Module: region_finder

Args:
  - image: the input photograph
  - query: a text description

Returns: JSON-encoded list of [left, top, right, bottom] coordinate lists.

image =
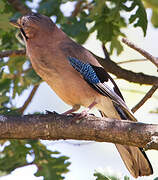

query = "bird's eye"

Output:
[[22, 22, 25, 26]]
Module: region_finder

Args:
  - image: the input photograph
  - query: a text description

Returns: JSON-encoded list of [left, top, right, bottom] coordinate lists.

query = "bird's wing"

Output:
[[67, 56, 137, 121]]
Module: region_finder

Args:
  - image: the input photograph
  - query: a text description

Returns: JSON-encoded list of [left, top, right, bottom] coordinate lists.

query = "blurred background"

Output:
[[0, 0, 158, 180]]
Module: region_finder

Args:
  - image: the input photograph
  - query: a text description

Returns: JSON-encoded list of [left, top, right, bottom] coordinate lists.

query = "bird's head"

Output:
[[10, 13, 55, 42]]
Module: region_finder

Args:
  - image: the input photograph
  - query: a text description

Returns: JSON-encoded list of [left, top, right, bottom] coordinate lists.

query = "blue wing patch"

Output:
[[67, 56, 138, 122], [68, 56, 100, 84]]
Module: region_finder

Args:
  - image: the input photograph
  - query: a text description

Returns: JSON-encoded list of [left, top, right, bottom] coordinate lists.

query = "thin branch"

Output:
[[18, 85, 39, 114], [7, 0, 31, 15], [0, 49, 26, 58], [71, 0, 83, 17], [0, 113, 158, 150], [118, 59, 147, 65], [132, 85, 158, 113], [122, 38, 158, 69], [94, 54, 158, 85], [81, 2, 93, 11], [121, 88, 158, 100], [102, 43, 110, 59]]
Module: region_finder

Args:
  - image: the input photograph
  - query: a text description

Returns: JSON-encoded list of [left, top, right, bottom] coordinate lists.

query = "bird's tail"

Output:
[[100, 111, 153, 178], [115, 144, 153, 178]]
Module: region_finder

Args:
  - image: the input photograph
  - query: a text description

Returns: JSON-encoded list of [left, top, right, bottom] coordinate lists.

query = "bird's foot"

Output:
[[46, 110, 54, 114], [46, 110, 60, 115], [63, 102, 97, 123], [62, 104, 80, 115], [71, 110, 90, 123]]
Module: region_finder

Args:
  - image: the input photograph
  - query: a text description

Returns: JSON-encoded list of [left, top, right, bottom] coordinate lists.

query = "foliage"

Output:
[[94, 172, 130, 180], [0, 0, 158, 179], [143, 0, 158, 27], [0, 140, 70, 180]]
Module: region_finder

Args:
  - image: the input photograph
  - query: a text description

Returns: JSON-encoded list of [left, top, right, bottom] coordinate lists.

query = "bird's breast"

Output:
[[44, 65, 100, 107], [27, 49, 99, 107]]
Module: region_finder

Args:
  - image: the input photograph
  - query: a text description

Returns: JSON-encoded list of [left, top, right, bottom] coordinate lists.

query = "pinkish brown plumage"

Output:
[[10, 13, 153, 178]]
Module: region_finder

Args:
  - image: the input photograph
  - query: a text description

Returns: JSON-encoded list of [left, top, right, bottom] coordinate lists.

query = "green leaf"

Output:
[[0, 78, 11, 94], [110, 37, 124, 55], [151, 10, 158, 27], [38, 0, 64, 23], [89, 0, 127, 54], [7, 56, 25, 74], [0, 13, 12, 31], [62, 17, 90, 44], [128, 0, 147, 36], [0, 140, 70, 180], [94, 172, 111, 180], [94, 172, 120, 180], [0, 95, 9, 107], [0, 29, 20, 50], [0, 140, 31, 174], [124, 175, 130, 180], [0, 68, 4, 79], [0, 1, 16, 31], [24, 68, 42, 85], [143, 0, 158, 9], [30, 141, 70, 180]]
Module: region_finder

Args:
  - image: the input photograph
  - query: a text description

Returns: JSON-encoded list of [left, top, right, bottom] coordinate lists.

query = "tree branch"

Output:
[[95, 54, 158, 85], [7, 0, 31, 15], [0, 113, 158, 150], [18, 85, 39, 114], [117, 59, 147, 65], [102, 43, 110, 59], [122, 38, 158, 69], [100, 44, 158, 113], [0, 49, 26, 58], [71, 0, 83, 17], [132, 85, 158, 113]]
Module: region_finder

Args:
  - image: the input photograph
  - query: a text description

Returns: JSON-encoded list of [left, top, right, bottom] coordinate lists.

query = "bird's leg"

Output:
[[62, 104, 80, 115], [62, 102, 97, 123], [72, 101, 97, 122], [79, 101, 97, 117]]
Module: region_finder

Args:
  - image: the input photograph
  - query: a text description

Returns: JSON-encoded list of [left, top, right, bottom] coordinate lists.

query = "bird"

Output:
[[10, 13, 153, 178]]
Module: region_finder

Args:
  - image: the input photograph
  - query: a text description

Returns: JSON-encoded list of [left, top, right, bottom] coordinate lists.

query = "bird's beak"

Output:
[[9, 19, 21, 28]]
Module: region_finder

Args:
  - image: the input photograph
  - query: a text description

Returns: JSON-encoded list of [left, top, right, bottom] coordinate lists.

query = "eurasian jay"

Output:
[[10, 13, 153, 178]]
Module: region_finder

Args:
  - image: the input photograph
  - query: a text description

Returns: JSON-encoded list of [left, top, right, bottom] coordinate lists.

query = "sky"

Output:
[[1, 3, 158, 180]]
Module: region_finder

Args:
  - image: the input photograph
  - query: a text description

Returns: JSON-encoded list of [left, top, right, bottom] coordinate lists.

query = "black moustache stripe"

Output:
[[20, 28, 28, 40]]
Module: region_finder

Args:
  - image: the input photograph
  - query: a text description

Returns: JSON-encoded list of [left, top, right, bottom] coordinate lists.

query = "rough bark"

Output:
[[0, 113, 158, 150]]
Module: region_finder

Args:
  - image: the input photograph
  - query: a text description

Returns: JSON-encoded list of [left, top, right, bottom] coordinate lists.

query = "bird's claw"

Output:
[[70, 110, 88, 123]]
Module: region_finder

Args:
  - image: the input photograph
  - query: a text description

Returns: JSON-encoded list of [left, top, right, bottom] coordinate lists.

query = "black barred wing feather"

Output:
[[67, 56, 137, 121]]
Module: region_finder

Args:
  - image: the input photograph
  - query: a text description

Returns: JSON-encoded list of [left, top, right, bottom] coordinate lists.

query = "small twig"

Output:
[[18, 85, 39, 114], [7, 0, 31, 15], [71, 0, 83, 17], [132, 85, 158, 113], [102, 43, 110, 60], [0, 49, 26, 58], [118, 59, 147, 65], [81, 2, 93, 11], [121, 88, 158, 100], [122, 38, 158, 69]]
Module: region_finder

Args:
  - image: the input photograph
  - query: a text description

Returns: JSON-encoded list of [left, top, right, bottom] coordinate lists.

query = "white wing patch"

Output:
[[105, 79, 115, 92], [94, 82, 137, 121]]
